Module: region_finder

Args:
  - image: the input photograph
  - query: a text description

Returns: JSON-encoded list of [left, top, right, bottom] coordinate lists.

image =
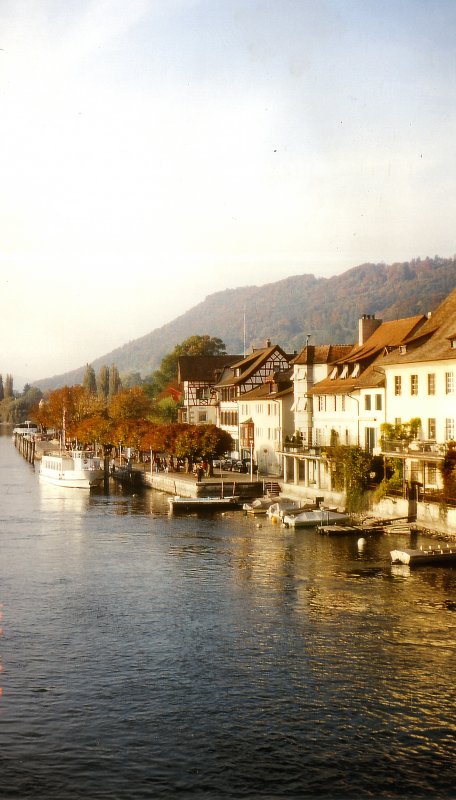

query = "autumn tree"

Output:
[[172, 424, 232, 471], [0, 374, 3, 401], [108, 386, 152, 422]]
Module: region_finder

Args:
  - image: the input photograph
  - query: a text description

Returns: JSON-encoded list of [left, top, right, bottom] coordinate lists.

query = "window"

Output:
[[445, 372, 454, 394], [427, 373, 435, 395], [428, 418, 436, 439], [445, 419, 454, 440], [375, 394, 382, 410], [318, 396, 325, 411], [410, 375, 418, 395], [198, 411, 207, 423], [394, 376, 402, 396], [341, 395, 346, 411], [365, 395, 371, 411]]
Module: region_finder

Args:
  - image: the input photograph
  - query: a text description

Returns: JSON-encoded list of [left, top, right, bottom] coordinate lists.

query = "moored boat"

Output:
[[390, 546, 456, 566], [319, 523, 383, 535], [168, 495, 241, 513], [39, 451, 104, 489], [243, 497, 275, 515], [283, 509, 350, 528], [266, 499, 315, 522]]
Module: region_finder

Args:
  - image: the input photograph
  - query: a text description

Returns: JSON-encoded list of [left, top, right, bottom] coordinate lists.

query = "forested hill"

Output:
[[35, 256, 456, 390]]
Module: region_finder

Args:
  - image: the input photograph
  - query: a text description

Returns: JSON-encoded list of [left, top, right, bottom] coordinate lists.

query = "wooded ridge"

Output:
[[34, 256, 456, 390]]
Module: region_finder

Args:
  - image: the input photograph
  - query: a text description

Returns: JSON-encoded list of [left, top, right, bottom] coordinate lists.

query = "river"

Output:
[[1, 431, 455, 799]]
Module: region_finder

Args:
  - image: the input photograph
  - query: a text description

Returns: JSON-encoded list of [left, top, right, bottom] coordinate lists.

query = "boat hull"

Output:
[[391, 547, 456, 566], [39, 452, 104, 489], [283, 510, 350, 528], [39, 471, 104, 489], [169, 496, 240, 513]]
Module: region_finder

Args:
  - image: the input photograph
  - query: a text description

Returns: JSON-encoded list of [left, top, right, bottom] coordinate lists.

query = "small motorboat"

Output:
[[266, 499, 313, 522], [390, 545, 456, 566], [243, 498, 275, 515], [283, 509, 350, 528]]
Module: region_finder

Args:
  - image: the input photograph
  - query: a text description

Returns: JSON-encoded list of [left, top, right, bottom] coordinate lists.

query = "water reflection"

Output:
[[2, 432, 456, 799]]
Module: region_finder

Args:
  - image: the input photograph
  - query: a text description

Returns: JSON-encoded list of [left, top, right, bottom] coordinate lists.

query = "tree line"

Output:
[[29, 335, 232, 469]]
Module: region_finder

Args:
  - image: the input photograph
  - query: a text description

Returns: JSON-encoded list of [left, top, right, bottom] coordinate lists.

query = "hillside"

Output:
[[34, 256, 456, 390]]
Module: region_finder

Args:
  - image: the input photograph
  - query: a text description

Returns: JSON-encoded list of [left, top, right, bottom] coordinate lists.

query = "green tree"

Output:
[[4, 374, 13, 398], [122, 371, 143, 389], [145, 335, 226, 398], [109, 364, 122, 397], [83, 364, 97, 394], [97, 365, 110, 399]]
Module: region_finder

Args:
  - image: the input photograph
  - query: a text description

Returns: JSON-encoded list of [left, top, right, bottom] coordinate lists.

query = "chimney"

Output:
[[358, 314, 382, 345], [266, 338, 271, 348]]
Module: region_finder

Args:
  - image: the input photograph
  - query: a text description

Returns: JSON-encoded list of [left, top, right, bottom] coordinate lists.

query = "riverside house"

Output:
[[177, 354, 242, 426], [377, 286, 456, 500], [214, 342, 292, 458]]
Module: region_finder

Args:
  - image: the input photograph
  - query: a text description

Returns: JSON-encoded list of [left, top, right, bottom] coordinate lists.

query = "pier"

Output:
[[13, 431, 36, 463]]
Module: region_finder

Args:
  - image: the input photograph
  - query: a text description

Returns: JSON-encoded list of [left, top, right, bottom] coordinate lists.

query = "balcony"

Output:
[[381, 440, 447, 459]]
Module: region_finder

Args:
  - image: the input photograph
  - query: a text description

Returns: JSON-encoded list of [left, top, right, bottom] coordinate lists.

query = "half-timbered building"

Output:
[[177, 354, 242, 426], [214, 342, 292, 457]]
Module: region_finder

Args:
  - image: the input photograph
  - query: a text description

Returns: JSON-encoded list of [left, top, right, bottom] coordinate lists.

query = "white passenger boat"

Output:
[[282, 509, 350, 528], [12, 420, 39, 438], [168, 495, 241, 513], [39, 451, 104, 489]]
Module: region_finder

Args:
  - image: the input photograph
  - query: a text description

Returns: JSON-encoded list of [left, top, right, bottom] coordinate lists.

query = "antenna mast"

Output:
[[243, 307, 246, 357]]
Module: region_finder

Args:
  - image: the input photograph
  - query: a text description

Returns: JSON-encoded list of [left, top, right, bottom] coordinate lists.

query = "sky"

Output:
[[1, 0, 456, 386]]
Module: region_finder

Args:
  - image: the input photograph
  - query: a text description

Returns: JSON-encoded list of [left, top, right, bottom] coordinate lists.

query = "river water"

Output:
[[1, 431, 455, 799]]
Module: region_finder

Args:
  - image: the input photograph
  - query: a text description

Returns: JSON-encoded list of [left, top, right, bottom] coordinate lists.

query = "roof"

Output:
[[309, 315, 426, 394], [292, 344, 353, 365], [378, 287, 456, 365], [240, 380, 293, 401], [177, 354, 243, 383], [215, 344, 290, 387], [343, 316, 425, 363]]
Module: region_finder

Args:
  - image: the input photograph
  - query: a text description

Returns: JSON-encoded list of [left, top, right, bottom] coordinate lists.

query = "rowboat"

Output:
[[390, 546, 456, 566]]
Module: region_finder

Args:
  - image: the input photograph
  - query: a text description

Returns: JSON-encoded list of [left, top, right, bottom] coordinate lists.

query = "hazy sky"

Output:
[[2, 0, 456, 385]]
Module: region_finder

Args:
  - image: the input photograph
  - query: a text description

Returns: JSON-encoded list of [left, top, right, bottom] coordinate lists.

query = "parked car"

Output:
[[232, 459, 254, 473]]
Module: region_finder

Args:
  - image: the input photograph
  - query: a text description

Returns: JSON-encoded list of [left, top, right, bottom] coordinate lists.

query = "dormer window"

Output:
[[450, 337, 456, 349], [330, 366, 338, 379], [340, 365, 348, 379], [352, 363, 360, 378], [399, 345, 407, 355]]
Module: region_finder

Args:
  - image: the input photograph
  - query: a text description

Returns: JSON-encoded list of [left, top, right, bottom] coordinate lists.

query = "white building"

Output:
[[239, 374, 293, 475], [214, 343, 291, 458], [291, 344, 353, 446], [377, 287, 456, 496]]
